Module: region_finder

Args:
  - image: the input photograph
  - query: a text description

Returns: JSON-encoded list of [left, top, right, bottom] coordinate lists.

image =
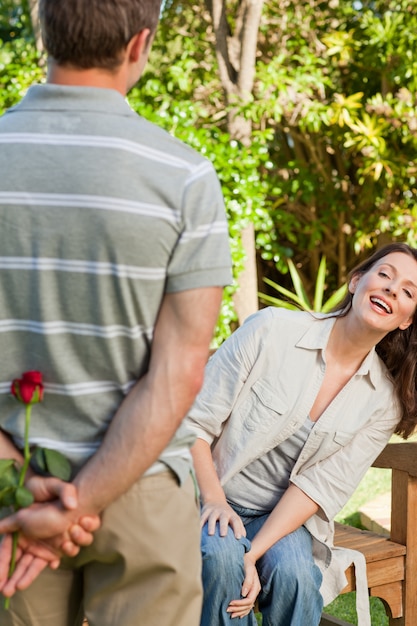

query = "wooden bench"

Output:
[[320, 442, 417, 626]]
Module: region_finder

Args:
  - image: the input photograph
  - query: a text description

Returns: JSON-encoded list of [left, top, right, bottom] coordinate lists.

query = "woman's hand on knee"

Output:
[[201, 501, 246, 538], [226, 551, 260, 618]]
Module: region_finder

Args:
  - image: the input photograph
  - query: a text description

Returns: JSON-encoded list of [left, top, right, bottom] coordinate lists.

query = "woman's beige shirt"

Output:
[[186, 307, 399, 624]]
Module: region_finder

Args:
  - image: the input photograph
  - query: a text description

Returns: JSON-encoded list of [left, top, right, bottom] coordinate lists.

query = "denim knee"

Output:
[[200, 526, 256, 626], [265, 555, 321, 593], [201, 523, 251, 580], [258, 550, 323, 626]]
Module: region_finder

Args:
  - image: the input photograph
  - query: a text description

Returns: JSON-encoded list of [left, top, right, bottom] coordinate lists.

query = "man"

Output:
[[0, 1, 232, 625]]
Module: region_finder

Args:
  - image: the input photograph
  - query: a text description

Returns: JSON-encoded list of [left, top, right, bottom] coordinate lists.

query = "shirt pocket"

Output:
[[313, 429, 355, 459], [239, 378, 288, 434]]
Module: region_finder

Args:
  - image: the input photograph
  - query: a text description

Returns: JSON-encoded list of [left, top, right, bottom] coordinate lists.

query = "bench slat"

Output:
[[334, 523, 406, 562]]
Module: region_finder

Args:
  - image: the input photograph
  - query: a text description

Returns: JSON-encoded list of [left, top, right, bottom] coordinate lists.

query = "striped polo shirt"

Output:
[[0, 84, 232, 479]]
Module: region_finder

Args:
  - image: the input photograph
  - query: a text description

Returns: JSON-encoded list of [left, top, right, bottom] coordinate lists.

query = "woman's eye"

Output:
[[404, 289, 413, 299], [378, 271, 389, 278]]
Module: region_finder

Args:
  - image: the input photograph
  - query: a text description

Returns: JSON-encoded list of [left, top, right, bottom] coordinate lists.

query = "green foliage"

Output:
[[0, 1, 43, 115], [0, 37, 45, 114], [259, 257, 347, 312], [0, 0, 33, 43], [129, 1, 272, 344], [244, 0, 417, 294], [2, 0, 417, 342]]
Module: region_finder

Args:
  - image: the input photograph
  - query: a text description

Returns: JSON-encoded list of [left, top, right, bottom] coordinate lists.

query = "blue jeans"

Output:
[[200, 504, 323, 626]]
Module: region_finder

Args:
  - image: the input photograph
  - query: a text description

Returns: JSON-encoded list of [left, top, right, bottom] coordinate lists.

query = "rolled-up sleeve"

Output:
[[291, 405, 398, 521]]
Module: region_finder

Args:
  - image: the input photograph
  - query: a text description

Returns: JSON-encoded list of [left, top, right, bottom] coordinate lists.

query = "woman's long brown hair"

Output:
[[333, 243, 417, 438]]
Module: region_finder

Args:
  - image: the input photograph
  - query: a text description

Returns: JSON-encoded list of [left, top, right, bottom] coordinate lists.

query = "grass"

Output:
[[334, 466, 391, 526], [255, 595, 388, 625], [323, 593, 389, 625]]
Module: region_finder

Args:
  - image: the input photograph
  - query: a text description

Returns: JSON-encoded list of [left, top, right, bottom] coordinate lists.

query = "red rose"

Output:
[[11, 371, 44, 404]]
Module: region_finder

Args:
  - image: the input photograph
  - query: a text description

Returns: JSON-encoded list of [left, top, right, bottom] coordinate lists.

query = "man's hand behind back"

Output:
[[0, 476, 101, 597]]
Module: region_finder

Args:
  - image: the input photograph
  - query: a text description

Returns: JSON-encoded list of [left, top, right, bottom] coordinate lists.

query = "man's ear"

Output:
[[128, 29, 151, 63]]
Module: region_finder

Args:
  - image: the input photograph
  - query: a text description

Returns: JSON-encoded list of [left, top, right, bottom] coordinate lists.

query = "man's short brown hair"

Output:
[[39, 0, 161, 70]]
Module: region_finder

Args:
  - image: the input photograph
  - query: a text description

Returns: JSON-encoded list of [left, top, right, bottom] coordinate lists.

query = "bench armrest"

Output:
[[373, 442, 417, 477]]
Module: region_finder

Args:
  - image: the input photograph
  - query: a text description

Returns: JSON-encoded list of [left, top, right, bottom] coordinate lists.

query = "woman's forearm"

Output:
[[249, 484, 319, 562], [191, 438, 227, 504]]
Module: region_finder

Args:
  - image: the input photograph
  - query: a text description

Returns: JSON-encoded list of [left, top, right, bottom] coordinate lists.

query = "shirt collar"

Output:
[[296, 313, 382, 389], [8, 83, 135, 118]]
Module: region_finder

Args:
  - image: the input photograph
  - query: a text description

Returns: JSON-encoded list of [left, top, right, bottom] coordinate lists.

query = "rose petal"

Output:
[[20, 382, 37, 404], [22, 371, 43, 385]]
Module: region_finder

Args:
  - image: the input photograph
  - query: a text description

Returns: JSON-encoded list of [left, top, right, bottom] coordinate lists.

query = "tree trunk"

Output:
[[206, 0, 265, 324], [232, 222, 259, 322], [26, 0, 43, 52]]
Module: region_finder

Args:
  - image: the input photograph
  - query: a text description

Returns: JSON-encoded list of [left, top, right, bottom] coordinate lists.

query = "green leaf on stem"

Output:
[[44, 448, 71, 480], [0, 461, 19, 490], [0, 485, 16, 508], [15, 485, 34, 508], [0, 459, 16, 478], [32, 447, 71, 481]]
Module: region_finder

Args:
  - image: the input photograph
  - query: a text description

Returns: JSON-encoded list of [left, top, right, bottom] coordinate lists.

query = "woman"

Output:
[[186, 243, 417, 626]]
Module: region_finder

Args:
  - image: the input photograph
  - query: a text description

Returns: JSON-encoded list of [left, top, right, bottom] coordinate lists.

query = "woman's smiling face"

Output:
[[349, 251, 417, 332]]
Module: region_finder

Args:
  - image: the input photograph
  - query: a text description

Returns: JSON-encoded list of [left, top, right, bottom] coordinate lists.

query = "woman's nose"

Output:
[[384, 285, 397, 298]]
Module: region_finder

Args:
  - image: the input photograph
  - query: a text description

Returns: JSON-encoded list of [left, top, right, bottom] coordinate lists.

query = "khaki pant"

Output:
[[0, 472, 202, 626]]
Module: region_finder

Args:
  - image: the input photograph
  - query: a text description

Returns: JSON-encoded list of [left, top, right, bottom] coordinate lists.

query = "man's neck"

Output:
[[47, 63, 129, 96]]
